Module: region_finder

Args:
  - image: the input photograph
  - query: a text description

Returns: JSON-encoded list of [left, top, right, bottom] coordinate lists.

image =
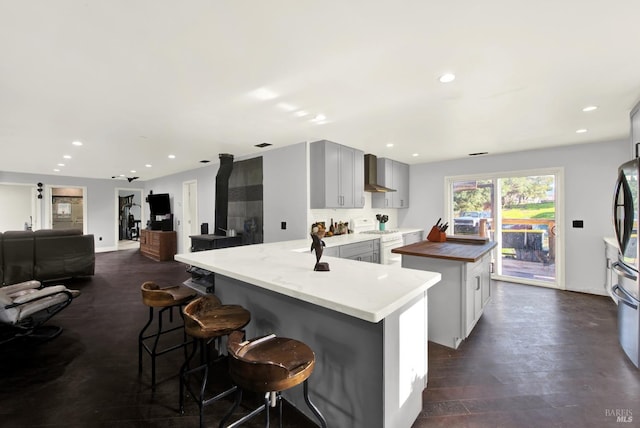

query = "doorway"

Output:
[[116, 188, 144, 251], [446, 168, 564, 289], [182, 180, 198, 253], [45, 185, 87, 233], [0, 183, 40, 231]]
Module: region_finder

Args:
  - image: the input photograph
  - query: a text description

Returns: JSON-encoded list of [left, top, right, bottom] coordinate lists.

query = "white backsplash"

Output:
[[309, 192, 398, 231]]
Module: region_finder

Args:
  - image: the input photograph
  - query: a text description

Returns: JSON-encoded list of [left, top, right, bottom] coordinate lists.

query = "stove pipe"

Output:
[[214, 153, 234, 235]]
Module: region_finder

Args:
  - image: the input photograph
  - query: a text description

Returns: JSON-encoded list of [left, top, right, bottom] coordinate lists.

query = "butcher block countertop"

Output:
[[392, 237, 497, 263]]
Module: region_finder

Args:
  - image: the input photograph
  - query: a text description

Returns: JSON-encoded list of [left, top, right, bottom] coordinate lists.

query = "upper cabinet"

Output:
[[310, 140, 365, 209], [372, 158, 410, 208]]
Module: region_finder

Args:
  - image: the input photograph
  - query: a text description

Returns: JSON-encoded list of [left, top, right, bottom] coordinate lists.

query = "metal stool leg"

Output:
[[219, 388, 243, 428], [180, 337, 200, 414], [303, 380, 327, 428], [138, 307, 154, 375]]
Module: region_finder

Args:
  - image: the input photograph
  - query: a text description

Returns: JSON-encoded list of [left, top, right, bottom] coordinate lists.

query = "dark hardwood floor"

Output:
[[1, 249, 638, 427]]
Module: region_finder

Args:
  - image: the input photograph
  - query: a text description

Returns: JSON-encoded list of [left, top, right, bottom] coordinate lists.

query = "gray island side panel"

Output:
[[211, 274, 382, 427]]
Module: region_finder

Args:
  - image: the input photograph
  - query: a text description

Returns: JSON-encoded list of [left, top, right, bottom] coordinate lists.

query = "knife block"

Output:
[[427, 226, 447, 242]]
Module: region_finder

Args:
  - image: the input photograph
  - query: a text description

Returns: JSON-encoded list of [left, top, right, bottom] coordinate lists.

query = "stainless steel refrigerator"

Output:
[[613, 158, 640, 368]]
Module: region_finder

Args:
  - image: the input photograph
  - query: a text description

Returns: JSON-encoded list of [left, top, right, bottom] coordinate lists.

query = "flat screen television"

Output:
[[147, 193, 171, 217]]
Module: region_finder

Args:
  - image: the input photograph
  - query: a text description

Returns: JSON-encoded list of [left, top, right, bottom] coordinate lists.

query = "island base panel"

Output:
[[209, 273, 426, 428]]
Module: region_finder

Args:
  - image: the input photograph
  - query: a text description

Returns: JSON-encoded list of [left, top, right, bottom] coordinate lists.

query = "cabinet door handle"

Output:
[[476, 276, 481, 291]]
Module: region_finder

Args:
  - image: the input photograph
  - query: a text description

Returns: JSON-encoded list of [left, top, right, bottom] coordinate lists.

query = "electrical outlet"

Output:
[[572, 220, 584, 228]]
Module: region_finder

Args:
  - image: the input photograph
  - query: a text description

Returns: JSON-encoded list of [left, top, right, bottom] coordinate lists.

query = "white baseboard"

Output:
[[95, 246, 117, 253]]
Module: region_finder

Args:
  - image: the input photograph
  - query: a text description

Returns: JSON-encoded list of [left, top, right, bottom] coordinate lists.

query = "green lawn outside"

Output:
[[502, 202, 555, 219]]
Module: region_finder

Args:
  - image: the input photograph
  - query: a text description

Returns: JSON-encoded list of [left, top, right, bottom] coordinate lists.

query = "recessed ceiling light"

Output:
[[145, 164, 152, 168], [199, 160, 210, 164], [168, 154, 176, 159], [294, 110, 308, 117], [72, 141, 83, 146], [277, 102, 297, 112], [130, 170, 136, 173], [582, 105, 598, 112], [250, 87, 278, 101], [576, 129, 588, 133], [53, 168, 60, 172], [386, 143, 394, 148], [469, 152, 489, 156], [311, 114, 326, 122], [57, 163, 65, 167], [63, 155, 71, 159], [439, 73, 456, 83], [412, 153, 419, 157], [255, 142, 272, 148]]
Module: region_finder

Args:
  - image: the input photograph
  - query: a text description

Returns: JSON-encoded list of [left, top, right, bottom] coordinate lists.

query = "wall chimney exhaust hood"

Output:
[[364, 154, 396, 193]]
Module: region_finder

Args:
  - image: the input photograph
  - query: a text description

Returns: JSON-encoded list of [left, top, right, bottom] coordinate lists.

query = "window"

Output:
[[446, 168, 563, 288]]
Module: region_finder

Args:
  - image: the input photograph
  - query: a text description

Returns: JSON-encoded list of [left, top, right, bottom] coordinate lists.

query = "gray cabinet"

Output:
[[310, 140, 364, 208], [339, 239, 379, 263], [323, 245, 339, 258], [371, 158, 410, 208], [402, 230, 423, 246]]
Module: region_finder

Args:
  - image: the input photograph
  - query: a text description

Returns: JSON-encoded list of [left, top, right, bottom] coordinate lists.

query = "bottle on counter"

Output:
[[329, 218, 334, 234]]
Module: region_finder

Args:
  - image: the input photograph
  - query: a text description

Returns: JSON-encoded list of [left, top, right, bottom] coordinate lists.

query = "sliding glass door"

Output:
[[447, 168, 563, 288]]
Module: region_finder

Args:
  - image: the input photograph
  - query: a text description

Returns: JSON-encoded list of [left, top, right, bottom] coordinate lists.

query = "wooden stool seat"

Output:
[[179, 296, 251, 428], [138, 281, 196, 390], [141, 281, 196, 307], [183, 298, 249, 339], [220, 331, 327, 428], [228, 332, 315, 393]]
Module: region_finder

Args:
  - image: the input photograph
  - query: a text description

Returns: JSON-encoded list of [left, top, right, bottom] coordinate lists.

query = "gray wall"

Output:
[[143, 142, 309, 253], [400, 139, 628, 295], [0, 171, 142, 250], [1, 139, 629, 296]]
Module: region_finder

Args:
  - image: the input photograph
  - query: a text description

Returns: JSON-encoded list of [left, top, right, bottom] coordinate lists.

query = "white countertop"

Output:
[[175, 234, 440, 323]]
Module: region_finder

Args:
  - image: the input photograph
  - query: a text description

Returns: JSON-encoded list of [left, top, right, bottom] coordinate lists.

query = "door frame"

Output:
[[182, 180, 198, 253], [45, 184, 88, 234], [445, 167, 565, 289], [114, 187, 145, 247]]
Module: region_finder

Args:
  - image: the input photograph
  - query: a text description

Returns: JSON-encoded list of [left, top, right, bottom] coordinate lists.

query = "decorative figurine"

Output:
[[310, 226, 330, 271]]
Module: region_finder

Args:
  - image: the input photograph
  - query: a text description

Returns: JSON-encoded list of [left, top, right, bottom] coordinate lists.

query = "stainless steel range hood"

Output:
[[364, 154, 396, 193]]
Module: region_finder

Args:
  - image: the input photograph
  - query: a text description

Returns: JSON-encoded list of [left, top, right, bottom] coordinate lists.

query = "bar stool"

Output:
[[138, 281, 196, 390], [180, 296, 251, 428], [220, 331, 327, 428]]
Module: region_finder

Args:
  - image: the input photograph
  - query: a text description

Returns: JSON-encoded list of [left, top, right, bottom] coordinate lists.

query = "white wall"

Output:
[[401, 139, 629, 296], [0, 183, 33, 231]]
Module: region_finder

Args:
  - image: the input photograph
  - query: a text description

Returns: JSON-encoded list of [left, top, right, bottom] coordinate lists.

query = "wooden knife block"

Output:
[[427, 226, 446, 242]]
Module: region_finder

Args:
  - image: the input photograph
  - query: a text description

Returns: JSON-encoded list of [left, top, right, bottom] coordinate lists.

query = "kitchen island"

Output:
[[393, 238, 497, 349], [175, 238, 440, 428]]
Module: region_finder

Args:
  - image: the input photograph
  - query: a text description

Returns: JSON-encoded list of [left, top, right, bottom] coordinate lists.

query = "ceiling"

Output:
[[1, 1, 640, 181]]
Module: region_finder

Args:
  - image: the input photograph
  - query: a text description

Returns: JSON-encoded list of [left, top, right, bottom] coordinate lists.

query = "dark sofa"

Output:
[[0, 229, 95, 285]]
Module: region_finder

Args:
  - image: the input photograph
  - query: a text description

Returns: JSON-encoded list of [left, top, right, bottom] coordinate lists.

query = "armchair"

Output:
[[0, 280, 80, 344]]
